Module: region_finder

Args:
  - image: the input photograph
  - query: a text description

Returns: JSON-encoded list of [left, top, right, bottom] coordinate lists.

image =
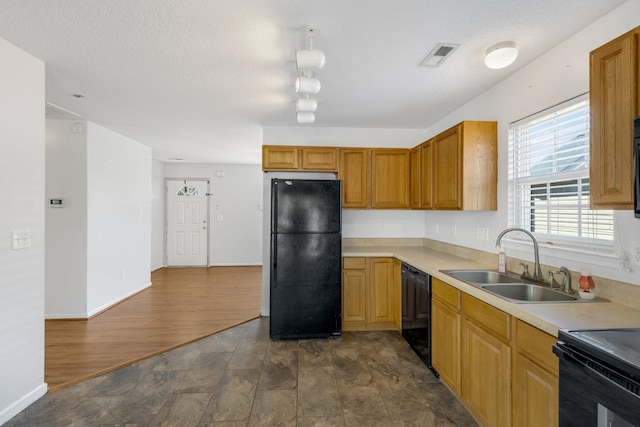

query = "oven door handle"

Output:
[[554, 343, 640, 399]]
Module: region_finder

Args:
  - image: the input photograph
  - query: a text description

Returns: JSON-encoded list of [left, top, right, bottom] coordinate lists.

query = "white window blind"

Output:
[[508, 94, 614, 244]]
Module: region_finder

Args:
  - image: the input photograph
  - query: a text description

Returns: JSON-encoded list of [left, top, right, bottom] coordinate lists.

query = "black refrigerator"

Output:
[[270, 178, 342, 339]]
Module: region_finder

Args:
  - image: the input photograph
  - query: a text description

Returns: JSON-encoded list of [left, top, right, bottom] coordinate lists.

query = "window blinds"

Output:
[[508, 95, 613, 242]]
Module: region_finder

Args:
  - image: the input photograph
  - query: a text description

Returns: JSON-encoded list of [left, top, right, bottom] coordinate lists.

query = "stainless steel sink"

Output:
[[481, 283, 578, 302], [440, 269, 606, 303], [444, 270, 522, 284]]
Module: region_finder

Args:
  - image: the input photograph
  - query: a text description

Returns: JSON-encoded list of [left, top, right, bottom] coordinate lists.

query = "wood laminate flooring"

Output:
[[45, 266, 262, 391]]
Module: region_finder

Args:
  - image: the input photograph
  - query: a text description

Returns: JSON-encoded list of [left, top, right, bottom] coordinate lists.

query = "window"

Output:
[[508, 94, 614, 246], [176, 185, 199, 197]]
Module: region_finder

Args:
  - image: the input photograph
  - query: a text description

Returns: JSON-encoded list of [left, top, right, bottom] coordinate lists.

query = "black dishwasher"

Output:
[[401, 262, 438, 376]]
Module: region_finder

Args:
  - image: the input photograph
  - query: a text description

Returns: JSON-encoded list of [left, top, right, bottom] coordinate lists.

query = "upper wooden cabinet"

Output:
[[370, 149, 410, 209], [590, 27, 640, 209], [262, 145, 299, 170], [263, 120, 495, 211], [432, 121, 497, 210], [301, 147, 338, 171], [338, 149, 370, 208], [262, 145, 337, 171], [410, 146, 422, 209], [419, 140, 433, 209]]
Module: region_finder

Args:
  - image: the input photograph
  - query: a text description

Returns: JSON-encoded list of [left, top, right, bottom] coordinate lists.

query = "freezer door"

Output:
[[270, 233, 341, 339], [271, 179, 341, 234]]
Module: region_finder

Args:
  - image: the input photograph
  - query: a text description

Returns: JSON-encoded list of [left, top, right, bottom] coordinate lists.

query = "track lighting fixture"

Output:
[[295, 27, 325, 124]]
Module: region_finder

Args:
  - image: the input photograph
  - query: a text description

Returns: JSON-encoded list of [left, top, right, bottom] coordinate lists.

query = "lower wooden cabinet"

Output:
[[512, 319, 558, 427], [431, 278, 461, 394], [431, 281, 560, 427], [342, 257, 398, 331], [462, 316, 511, 427]]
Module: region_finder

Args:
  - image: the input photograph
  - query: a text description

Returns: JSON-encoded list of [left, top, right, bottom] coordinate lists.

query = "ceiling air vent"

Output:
[[420, 43, 461, 67]]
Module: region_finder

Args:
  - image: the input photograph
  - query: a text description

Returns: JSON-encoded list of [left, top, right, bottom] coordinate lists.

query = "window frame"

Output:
[[506, 93, 615, 255]]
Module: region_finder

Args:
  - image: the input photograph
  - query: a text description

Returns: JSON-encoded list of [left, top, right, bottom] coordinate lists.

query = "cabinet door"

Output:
[[393, 259, 402, 329], [262, 146, 299, 170], [462, 319, 511, 427], [590, 28, 638, 209], [369, 258, 394, 323], [432, 297, 460, 394], [420, 140, 433, 209], [338, 149, 370, 208], [513, 353, 558, 427], [342, 270, 367, 323], [410, 146, 422, 209], [301, 147, 338, 171], [433, 126, 462, 209], [370, 149, 410, 209]]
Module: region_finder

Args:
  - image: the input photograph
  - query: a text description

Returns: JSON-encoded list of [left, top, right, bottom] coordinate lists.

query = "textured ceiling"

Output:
[[0, 0, 627, 164]]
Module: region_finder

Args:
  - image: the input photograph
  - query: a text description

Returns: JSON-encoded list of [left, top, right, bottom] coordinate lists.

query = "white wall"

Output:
[[86, 122, 152, 316], [162, 163, 263, 266], [0, 37, 47, 425], [264, 126, 427, 148], [45, 119, 88, 317], [421, 1, 640, 285], [151, 159, 165, 270]]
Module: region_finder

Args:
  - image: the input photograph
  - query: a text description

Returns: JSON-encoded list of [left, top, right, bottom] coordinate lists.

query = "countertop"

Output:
[[343, 245, 640, 337]]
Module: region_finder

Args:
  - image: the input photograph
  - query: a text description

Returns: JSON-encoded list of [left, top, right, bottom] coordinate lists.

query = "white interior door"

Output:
[[166, 179, 209, 266]]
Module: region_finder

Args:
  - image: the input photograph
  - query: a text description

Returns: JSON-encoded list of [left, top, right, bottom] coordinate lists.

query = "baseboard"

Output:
[[45, 313, 88, 320], [209, 262, 263, 267], [0, 382, 47, 425], [87, 282, 152, 318]]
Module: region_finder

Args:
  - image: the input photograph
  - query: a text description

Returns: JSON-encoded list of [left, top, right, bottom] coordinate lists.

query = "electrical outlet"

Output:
[[476, 226, 489, 241], [631, 241, 640, 267]]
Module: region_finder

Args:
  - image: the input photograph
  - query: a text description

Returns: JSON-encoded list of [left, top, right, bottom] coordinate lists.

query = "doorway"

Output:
[[166, 179, 209, 266]]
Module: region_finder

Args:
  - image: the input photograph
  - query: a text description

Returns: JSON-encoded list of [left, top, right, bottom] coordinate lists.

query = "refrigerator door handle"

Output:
[[272, 235, 277, 288]]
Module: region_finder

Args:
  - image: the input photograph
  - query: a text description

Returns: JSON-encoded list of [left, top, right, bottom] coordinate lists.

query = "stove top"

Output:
[[558, 328, 640, 380]]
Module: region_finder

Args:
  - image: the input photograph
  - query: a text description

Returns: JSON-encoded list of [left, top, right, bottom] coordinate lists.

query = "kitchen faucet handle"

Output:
[[547, 271, 560, 288], [557, 266, 573, 293], [519, 262, 530, 278]]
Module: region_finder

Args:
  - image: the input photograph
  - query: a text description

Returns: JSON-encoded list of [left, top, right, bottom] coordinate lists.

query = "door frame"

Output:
[[165, 177, 211, 267]]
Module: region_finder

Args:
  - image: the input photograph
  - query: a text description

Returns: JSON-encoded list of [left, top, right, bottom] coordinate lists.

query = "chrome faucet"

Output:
[[496, 227, 544, 281]]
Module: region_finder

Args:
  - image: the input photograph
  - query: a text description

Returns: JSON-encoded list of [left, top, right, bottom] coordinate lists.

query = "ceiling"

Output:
[[0, 0, 626, 164]]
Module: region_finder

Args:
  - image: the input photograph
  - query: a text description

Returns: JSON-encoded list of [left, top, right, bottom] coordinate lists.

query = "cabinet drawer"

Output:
[[343, 257, 366, 270], [462, 294, 510, 341], [515, 320, 558, 373], [432, 278, 460, 309]]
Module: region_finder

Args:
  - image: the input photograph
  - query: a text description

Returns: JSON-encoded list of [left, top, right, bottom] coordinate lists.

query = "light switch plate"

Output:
[[11, 229, 31, 250]]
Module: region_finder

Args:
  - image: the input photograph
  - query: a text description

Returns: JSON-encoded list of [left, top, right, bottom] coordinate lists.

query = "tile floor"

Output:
[[7, 318, 477, 426]]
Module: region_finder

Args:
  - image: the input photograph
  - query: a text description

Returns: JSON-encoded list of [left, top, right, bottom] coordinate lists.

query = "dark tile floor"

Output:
[[7, 318, 477, 426]]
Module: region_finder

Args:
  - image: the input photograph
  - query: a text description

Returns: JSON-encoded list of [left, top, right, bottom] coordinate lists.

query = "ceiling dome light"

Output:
[[484, 41, 518, 69], [296, 49, 326, 70], [295, 76, 321, 94], [296, 98, 318, 112], [296, 112, 315, 124]]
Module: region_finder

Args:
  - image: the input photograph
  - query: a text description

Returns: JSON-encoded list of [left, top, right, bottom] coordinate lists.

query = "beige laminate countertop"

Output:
[[343, 245, 640, 337]]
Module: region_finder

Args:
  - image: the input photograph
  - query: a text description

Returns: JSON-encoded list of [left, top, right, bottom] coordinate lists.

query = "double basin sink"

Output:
[[441, 270, 603, 303]]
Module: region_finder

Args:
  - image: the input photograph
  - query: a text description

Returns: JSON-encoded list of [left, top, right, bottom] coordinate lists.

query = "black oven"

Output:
[[401, 262, 438, 377], [553, 329, 640, 426]]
